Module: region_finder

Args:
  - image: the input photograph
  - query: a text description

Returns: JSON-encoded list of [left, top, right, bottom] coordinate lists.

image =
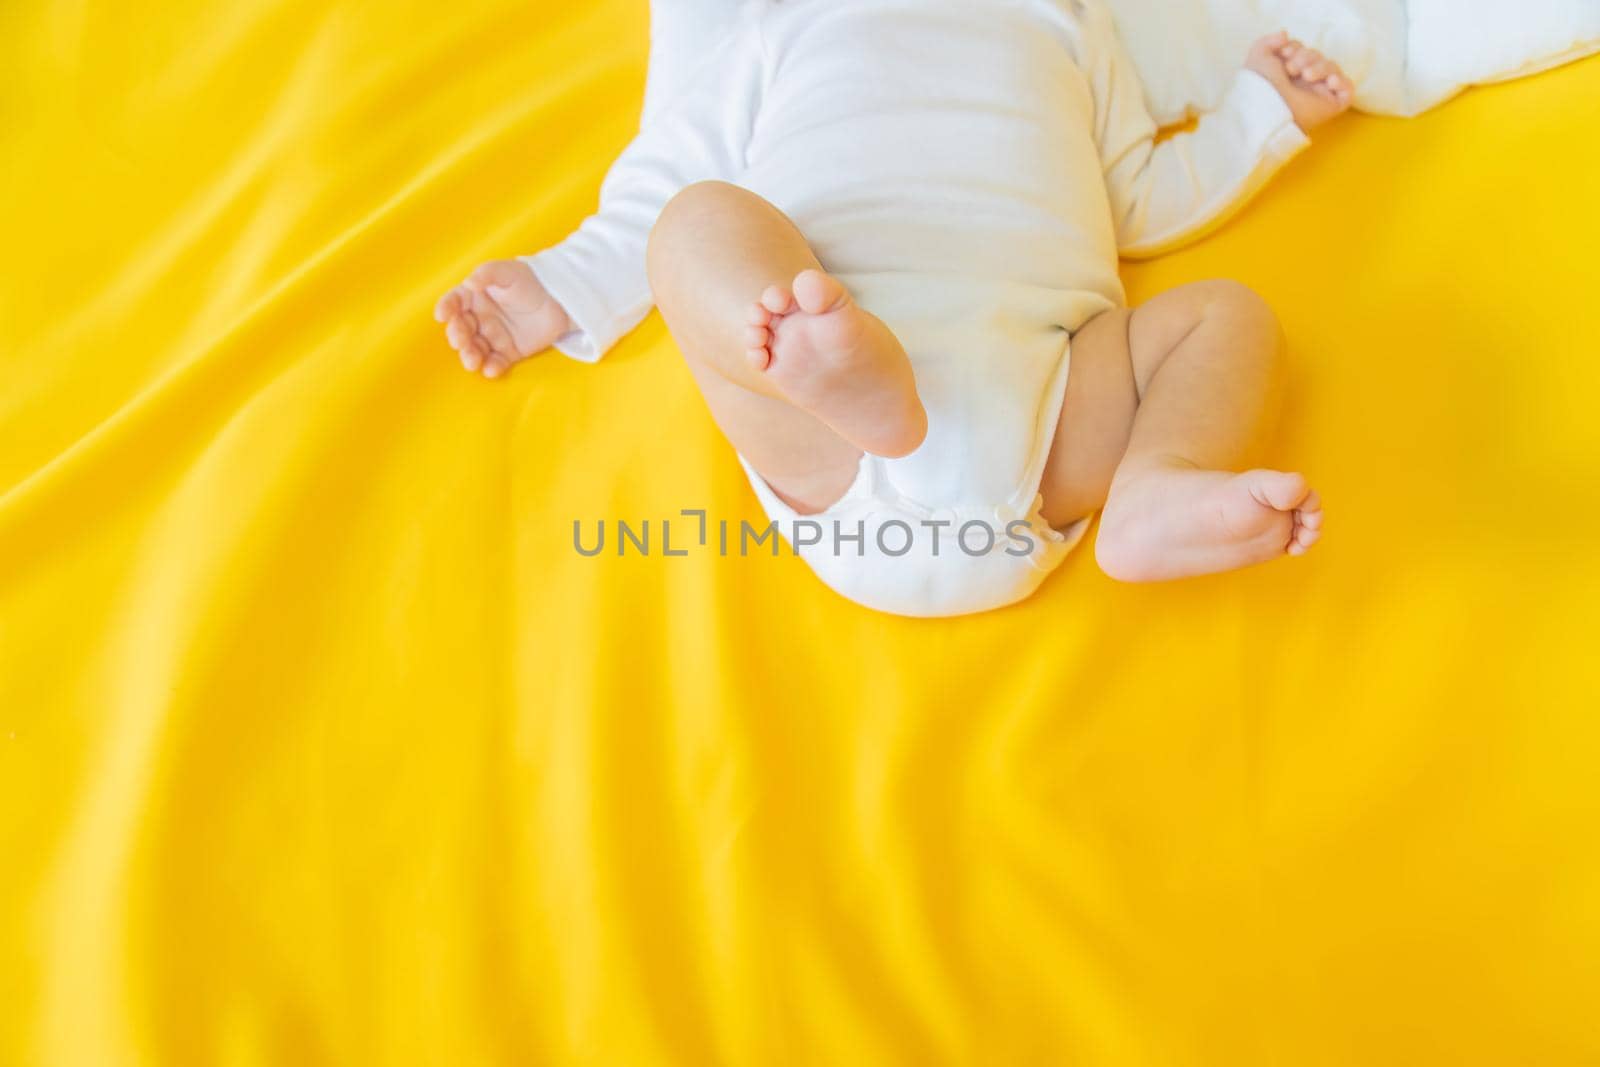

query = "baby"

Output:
[[435, 0, 1351, 618]]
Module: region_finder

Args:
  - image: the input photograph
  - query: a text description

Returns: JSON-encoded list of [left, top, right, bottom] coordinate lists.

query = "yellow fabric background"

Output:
[[3, 1, 1598, 1062]]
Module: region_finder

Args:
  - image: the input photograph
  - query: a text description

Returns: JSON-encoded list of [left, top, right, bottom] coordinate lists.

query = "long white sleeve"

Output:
[[1085, 4, 1310, 260], [641, 0, 750, 126], [521, 5, 764, 363]]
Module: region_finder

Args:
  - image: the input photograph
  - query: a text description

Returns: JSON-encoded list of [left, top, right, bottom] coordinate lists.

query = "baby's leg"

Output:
[[1038, 280, 1323, 581], [647, 181, 926, 515]]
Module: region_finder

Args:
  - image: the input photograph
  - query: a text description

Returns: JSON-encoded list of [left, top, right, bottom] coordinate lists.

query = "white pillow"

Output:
[[1101, 0, 1599, 122], [1100, 0, 1405, 123], [1403, 0, 1600, 115]]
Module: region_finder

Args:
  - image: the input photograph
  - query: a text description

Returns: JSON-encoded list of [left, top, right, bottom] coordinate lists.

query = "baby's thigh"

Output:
[[1037, 307, 1139, 529]]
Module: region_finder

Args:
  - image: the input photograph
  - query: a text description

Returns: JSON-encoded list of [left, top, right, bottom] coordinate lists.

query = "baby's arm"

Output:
[[1087, 8, 1353, 260], [437, 3, 764, 378]]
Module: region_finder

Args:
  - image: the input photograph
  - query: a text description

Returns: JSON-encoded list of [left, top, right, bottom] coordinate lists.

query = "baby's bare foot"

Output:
[[1094, 458, 1323, 582], [742, 268, 927, 458]]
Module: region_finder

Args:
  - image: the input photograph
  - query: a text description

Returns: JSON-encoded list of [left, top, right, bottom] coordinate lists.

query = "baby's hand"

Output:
[[434, 259, 572, 379], [1245, 31, 1354, 133]]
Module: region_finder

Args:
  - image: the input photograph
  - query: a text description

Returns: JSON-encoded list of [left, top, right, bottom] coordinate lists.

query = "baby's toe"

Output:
[[792, 269, 845, 314], [746, 302, 773, 327], [760, 285, 793, 315], [1247, 470, 1311, 512], [1290, 522, 1321, 553], [745, 346, 772, 371], [743, 325, 770, 349]]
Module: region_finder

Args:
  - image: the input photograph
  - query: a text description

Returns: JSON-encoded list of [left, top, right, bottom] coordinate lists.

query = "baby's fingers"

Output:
[[434, 288, 463, 324], [467, 259, 526, 294], [466, 290, 516, 356], [477, 313, 518, 364], [480, 352, 512, 380], [1300, 57, 1334, 83], [445, 314, 490, 373]]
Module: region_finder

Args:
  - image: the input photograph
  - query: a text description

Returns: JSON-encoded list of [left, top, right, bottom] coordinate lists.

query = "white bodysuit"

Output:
[[525, 0, 1309, 617]]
